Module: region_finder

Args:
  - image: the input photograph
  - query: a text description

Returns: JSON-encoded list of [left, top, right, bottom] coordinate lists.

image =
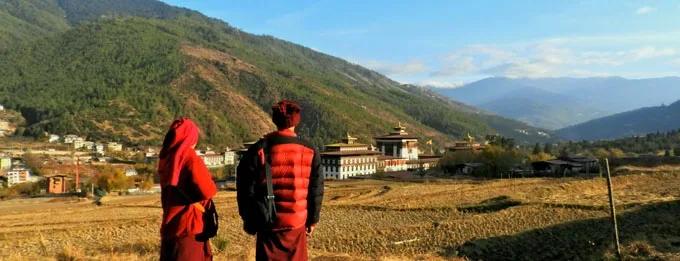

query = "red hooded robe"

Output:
[[158, 118, 217, 261]]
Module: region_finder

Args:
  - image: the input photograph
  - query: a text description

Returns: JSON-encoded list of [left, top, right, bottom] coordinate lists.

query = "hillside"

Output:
[[0, 0, 551, 148], [556, 100, 680, 141]]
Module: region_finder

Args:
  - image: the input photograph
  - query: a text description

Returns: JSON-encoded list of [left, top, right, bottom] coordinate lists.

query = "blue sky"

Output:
[[163, 0, 680, 87]]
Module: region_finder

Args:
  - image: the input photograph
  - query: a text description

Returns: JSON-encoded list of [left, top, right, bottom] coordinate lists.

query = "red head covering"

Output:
[[272, 100, 301, 130], [158, 118, 200, 187]]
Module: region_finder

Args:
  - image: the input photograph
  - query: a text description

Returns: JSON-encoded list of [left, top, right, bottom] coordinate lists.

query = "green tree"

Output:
[[96, 166, 131, 192], [594, 148, 610, 160], [544, 143, 553, 155], [559, 146, 570, 158], [609, 148, 625, 158], [674, 147, 678, 157], [665, 149, 672, 157], [532, 143, 542, 155], [134, 152, 146, 163], [139, 175, 154, 191]]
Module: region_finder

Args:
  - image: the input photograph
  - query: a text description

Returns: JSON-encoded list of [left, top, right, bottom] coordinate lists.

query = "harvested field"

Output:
[[1, 174, 679, 260]]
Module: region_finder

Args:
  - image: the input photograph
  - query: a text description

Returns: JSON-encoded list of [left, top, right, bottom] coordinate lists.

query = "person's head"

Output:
[[160, 118, 199, 158], [272, 100, 301, 131]]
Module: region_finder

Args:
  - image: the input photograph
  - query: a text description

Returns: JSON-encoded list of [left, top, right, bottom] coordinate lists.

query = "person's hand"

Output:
[[306, 226, 315, 236]]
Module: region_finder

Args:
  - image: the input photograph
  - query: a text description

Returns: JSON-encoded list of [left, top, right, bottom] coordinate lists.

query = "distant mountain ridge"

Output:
[[556, 100, 680, 141], [428, 76, 680, 130]]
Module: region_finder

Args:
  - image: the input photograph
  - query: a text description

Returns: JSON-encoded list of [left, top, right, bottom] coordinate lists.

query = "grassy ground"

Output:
[[1, 174, 679, 260]]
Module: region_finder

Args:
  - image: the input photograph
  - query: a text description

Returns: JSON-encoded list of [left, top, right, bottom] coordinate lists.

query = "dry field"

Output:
[[1, 174, 680, 261]]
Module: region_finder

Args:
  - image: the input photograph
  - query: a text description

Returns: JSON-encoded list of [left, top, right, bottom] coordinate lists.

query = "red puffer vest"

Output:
[[237, 129, 323, 231]]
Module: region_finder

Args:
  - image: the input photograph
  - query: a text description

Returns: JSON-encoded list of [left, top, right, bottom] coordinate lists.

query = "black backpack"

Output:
[[244, 138, 278, 234]]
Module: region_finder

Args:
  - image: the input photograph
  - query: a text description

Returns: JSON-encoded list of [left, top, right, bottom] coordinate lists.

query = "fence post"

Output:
[[605, 158, 622, 260]]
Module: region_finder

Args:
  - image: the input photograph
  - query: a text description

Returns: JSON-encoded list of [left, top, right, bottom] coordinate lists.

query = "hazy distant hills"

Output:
[[0, 0, 552, 148], [429, 76, 680, 131], [556, 100, 680, 141]]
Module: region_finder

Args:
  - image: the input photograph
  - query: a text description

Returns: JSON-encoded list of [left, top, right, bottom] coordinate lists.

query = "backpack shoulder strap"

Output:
[[261, 138, 275, 201]]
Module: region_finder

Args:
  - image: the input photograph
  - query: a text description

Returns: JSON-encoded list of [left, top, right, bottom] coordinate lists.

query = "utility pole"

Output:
[[75, 156, 81, 193], [605, 159, 622, 260]]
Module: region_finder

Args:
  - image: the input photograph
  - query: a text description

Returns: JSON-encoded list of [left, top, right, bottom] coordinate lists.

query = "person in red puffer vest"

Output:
[[237, 100, 324, 261], [158, 118, 218, 261]]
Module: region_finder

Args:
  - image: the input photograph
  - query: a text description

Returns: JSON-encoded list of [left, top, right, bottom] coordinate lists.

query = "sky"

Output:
[[163, 0, 680, 87]]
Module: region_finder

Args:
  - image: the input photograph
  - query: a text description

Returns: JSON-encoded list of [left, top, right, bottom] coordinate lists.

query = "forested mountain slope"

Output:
[[0, 0, 551, 148]]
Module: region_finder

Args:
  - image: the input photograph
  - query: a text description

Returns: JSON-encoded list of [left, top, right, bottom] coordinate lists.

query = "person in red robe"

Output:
[[158, 118, 218, 261], [237, 100, 324, 261]]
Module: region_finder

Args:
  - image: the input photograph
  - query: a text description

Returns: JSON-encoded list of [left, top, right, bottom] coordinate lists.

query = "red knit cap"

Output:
[[272, 100, 301, 130]]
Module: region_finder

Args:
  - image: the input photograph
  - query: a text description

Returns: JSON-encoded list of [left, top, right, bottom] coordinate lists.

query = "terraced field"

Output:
[[1, 174, 679, 260]]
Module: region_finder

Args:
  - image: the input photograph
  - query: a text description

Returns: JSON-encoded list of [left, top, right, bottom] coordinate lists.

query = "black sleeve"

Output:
[[306, 148, 324, 226], [236, 142, 260, 221]]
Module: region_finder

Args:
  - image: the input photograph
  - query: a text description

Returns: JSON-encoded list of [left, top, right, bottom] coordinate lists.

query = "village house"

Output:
[[201, 153, 226, 167], [83, 141, 95, 150], [224, 150, 236, 165], [321, 134, 381, 180], [447, 140, 487, 153], [558, 155, 599, 174], [7, 167, 34, 186], [48, 134, 61, 143], [0, 104, 4, 111], [531, 160, 583, 177], [407, 154, 442, 171], [124, 169, 138, 177], [0, 153, 12, 170], [0, 120, 10, 136], [94, 143, 105, 155], [46, 175, 68, 194], [107, 142, 123, 152], [447, 163, 484, 175], [63, 135, 81, 144]]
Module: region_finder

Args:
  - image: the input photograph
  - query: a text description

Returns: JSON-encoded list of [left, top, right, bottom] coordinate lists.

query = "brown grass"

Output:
[[1, 174, 679, 260]]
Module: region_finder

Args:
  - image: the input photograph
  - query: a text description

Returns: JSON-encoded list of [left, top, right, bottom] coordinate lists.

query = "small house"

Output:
[[7, 167, 33, 186], [48, 134, 61, 143], [107, 142, 123, 152], [124, 169, 138, 177], [531, 160, 583, 176], [46, 175, 68, 194]]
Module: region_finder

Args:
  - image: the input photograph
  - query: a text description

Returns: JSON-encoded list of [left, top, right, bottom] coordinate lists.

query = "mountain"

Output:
[[429, 80, 608, 130], [476, 87, 609, 130], [430, 76, 680, 130], [556, 100, 680, 141], [0, 0, 551, 149]]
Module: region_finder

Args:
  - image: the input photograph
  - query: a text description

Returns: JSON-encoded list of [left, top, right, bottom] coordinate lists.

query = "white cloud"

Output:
[[669, 59, 680, 66], [445, 45, 515, 66], [635, 6, 655, 15], [568, 69, 612, 77], [482, 60, 555, 78], [629, 46, 677, 59], [362, 60, 428, 76], [431, 57, 478, 76], [416, 80, 465, 88]]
